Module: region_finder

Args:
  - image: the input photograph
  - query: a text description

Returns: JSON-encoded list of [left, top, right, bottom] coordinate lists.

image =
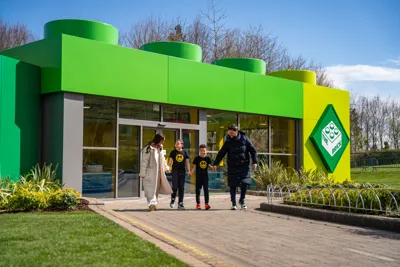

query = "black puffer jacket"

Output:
[[213, 131, 258, 187]]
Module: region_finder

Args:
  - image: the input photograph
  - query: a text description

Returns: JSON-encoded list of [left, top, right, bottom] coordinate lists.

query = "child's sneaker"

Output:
[[231, 205, 237, 210], [240, 200, 247, 210], [178, 202, 185, 210], [148, 204, 156, 212], [196, 204, 201, 210], [205, 203, 211, 210], [170, 199, 175, 209]]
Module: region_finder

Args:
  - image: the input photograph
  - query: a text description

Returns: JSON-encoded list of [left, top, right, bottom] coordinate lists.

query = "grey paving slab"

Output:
[[104, 194, 400, 267]]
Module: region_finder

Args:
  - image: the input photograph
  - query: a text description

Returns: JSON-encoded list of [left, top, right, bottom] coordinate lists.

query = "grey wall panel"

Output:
[[62, 93, 83, 192], [199, 109, 207, 146], [41, 93, 64, 179]]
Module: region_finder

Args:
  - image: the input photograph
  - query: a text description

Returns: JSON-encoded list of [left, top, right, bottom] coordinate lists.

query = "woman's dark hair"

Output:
[[145, 133, 165, 153]]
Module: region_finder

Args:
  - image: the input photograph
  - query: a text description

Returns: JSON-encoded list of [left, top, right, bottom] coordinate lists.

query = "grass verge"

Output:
[[351, 167, 400, 188], [0, 211, 187, 267]]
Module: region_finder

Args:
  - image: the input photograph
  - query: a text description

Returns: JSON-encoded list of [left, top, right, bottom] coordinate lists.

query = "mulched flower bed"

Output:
[[0, 198, 92, 214]]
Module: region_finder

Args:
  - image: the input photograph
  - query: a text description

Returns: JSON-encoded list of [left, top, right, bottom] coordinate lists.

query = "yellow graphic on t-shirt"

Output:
[[199, 161, 207, 169], [176, 154, 184, 162]]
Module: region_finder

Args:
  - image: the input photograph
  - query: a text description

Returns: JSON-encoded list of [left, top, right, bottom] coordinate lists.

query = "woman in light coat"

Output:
[[139, 133, 173, 211]]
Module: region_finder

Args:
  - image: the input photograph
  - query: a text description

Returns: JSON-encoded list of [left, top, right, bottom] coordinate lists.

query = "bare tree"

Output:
[[120, 0, 335, 87], [368, 96, 382, 150], [360, 96, 371, 150], [350, 93, 364, 152], [186, 15, 212, 62], [376, 97, 389, 149], [388, 100, 400, 149], [201, 0, 228, 62], [168, 24, 186, 42], [0, 18, 36, 51], [120, 16, 174, 48]]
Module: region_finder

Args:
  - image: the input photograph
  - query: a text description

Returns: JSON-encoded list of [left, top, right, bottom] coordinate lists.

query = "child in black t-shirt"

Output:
[[191, 144, 212, 210], [168, 139, 191, 210]]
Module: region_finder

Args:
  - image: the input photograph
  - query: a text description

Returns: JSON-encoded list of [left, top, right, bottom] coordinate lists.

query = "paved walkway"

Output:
[[95, 194, 400, 267]]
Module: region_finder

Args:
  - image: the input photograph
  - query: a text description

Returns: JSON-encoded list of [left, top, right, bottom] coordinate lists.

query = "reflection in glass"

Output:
[[240, 114, 269, 153], [271, 117, 296, 154], [119, 101, 160, 121], [207, 152, 228, 192], [248, 153, 270, 190], [271, 155, 296, 169], [83, 96, 116, 147], [182, 129, 199, 194], [82, 149, 116, 198], [163, 105, 199, 124], [118, 125, 140, 197], [207, 110, 237, 151], [142, 129, 157, 149]]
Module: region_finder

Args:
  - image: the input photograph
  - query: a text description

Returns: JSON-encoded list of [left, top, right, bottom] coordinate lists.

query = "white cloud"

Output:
[[325, 64, 400, 89], [386, 58, 400, 66]]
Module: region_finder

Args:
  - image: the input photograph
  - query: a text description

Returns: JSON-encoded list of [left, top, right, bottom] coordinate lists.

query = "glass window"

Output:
[[182, 129, 199, 194], [271, 117, 296, 154], [83, 96, 116, 147], [207, 110, 237, 151], [271, 155, 296, 169], [207, 152, 228, 192], [257, 154, 269, 164], [119, 101, 160, 121], [118, 125, 140, 198], [240, 114, 269, 153], [82, 149, 116, 198], [163, 105, 199, 124]]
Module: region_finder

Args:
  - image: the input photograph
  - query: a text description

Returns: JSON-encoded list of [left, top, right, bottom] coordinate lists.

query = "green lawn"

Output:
[[0, 211, 187, 267], [351, 167, 400, 188]]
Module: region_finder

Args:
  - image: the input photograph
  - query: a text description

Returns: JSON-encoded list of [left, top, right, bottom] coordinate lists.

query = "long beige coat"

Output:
[[139, 145, 172, 198]]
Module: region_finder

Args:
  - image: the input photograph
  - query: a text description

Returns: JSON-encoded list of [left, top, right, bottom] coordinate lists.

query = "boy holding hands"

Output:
[[191, 144, 212, 210]]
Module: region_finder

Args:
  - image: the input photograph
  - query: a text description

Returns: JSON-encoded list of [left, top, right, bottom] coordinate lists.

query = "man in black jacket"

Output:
[[212, 124, 258, 210]]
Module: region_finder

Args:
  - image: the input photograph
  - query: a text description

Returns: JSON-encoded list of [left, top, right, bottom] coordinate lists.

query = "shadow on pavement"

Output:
[[347, 228, 400, 240], [113, 208, 242, 212]]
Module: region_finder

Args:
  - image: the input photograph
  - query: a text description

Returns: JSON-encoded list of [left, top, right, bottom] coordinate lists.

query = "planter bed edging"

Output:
[[260, 202, 400, 233]]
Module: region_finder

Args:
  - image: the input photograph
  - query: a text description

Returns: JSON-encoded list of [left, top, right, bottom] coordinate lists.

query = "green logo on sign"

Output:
[[310, 104, 349, 173]]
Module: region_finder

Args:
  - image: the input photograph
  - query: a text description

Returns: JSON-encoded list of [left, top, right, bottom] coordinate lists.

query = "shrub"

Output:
[[283, 187, 400, 216], [0, 177, 14, 209], [48, 188, 81, 210], [7, 188, 50, 211], [252, 161, 334, 189], [24, 163, 63, 191], [252, 161, 290, 190], [292, 168, 334, 186], [0, 163, 81, 212]]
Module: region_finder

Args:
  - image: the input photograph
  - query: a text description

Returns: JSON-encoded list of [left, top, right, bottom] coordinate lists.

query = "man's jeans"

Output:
[[230, 183, 248, 205]]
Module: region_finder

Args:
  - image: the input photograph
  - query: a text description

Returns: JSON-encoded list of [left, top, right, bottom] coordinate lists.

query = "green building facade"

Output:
[[0, 19, 350, 198]]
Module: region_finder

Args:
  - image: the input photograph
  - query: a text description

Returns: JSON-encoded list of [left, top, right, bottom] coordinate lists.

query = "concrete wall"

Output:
[[42, 92, 83, 191]]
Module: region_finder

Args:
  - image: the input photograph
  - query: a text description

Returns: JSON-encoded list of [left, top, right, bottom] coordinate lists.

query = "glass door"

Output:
[[142, 128, 178, 185], [117, 125, 199, 198], [182, 129, 199, 193], [118, 125, 140, 197]]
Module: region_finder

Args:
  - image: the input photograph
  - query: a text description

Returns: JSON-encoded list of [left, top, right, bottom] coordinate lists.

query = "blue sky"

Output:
[[1, 0, 399, 99]]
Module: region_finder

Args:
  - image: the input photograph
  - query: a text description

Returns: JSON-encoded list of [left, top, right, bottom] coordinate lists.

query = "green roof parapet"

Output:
[[212, 58, 266, 74], [44, 19, 118, 45], [269, 69, 316, 85], [140, 41, 202, 62]]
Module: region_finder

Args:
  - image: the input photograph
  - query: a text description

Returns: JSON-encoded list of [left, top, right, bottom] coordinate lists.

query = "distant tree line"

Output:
[[351, 94, 400, 153]]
